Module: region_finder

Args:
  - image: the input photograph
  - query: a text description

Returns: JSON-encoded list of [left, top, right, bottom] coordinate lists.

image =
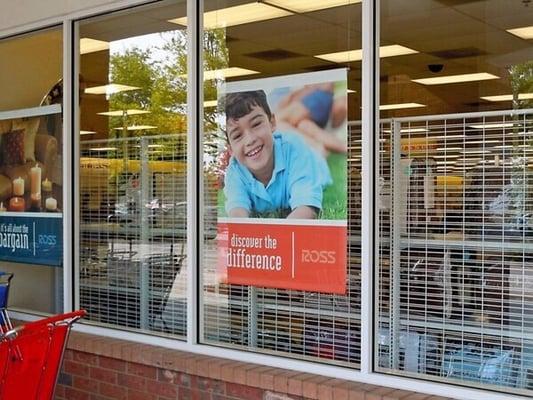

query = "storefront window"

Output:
[[0, 27, 63, 315], [200, 0, 362, 366], [77, 0, 188, 336], [377, 0, 533, 396]]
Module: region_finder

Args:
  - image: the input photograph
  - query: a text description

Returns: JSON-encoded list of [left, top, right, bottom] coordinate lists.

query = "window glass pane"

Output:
[[78, 0, 188, 337], [377, 0, 533, 395], [0, 27, 63, 315], [201, 0, 362, 366]]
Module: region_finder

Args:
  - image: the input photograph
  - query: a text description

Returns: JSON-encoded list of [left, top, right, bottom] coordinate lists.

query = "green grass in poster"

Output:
[[217, 153, 347, 220]]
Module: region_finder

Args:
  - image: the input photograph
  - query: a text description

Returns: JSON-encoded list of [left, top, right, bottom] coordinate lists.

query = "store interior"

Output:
[[0, 0, 532, 395]]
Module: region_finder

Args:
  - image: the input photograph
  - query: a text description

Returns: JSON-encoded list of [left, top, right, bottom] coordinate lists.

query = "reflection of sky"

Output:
[[109, 31, 180, 65]]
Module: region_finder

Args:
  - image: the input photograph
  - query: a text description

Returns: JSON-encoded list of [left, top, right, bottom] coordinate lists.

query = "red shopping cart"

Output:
[[0, 310, 86, 400]]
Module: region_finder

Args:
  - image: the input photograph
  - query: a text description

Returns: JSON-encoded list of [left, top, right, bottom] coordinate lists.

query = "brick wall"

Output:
[[55, 332, 454, 400]]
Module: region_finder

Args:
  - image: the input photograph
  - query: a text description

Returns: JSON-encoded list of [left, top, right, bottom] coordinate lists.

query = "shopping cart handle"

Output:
[[0, 310, 87, 340], [0, 272, 13, 282], [0, 324, 23, 341], [40, 310, 87, 327]]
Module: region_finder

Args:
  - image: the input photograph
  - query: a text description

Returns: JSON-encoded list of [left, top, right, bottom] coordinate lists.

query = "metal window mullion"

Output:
[[64, 19, 75, 313], [186, 0, 202, 344], [139, 138, 150, 329], [390, 120, 402, 370], [361, 0, 379, 375]]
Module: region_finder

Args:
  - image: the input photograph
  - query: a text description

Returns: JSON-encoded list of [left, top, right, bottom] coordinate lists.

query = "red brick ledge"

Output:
[[63, 331, 454, 400]]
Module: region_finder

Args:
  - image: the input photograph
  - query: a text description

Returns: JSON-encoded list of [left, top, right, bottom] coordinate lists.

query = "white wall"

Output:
[[0, 0, 148, 36], [0, 28, 62, 110], [3, 263, 60, 314]]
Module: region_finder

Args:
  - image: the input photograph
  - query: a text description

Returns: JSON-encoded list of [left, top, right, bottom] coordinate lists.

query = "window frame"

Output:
[[0, 0, 529, 398]]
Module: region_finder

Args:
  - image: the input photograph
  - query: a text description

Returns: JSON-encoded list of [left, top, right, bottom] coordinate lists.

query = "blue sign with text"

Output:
[[0, 213, 62, 267]]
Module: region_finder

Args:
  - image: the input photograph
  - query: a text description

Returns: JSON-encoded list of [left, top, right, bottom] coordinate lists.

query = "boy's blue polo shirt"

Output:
[[224, 132, 332, 215]]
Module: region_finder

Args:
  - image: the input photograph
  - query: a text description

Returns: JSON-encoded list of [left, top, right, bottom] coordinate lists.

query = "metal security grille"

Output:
[[202, 124, 362, 366], [79, 134, 187, 337], [377, 109, 533, 395]]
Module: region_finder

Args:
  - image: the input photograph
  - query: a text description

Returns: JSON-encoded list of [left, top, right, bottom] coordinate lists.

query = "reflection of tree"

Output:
[[107, 29, 228, 165], [110, 46, 186, 138], [509, 61, 533, 109], [508, 61, 532, 220], [203, 29, 228, 131], [203, 29, 229, 181]]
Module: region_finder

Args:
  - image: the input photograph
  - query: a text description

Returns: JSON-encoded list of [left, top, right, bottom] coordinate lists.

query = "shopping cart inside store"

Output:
[[0, 271, 13, 333]]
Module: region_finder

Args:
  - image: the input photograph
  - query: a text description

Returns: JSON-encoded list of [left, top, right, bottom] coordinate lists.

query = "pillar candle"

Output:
[[30, 193, 41, 211], [13, 177, 24, 196], [30, 164, 41, 196], [9, 197, 25, 212], [42, 178, 52, 193], [45, 197, 57, 211], [0, 202, 6, 212]]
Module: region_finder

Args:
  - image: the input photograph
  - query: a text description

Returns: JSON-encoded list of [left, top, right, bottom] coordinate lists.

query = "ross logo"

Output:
[[38, 234, 57, 246], [301, 249, 336, 264]]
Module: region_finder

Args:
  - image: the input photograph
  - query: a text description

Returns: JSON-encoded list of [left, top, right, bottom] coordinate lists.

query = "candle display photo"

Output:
[[0, 114, 62, 214], [0, 112, 63, 266]]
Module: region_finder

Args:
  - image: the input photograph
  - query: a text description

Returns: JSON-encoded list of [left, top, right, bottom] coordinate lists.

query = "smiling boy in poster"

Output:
[[223, 90, 332, 219]]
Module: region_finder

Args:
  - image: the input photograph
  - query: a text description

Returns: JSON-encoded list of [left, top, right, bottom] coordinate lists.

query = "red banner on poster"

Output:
[[218, 220, 347, 294]]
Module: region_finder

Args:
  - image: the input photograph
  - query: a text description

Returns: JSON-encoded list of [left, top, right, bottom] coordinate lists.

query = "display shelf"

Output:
[[378, 109, 533, 391], [259, 302, 360, 321], [80, 223, 185, 239], [400, 237, 533, 253], [396, 315, 533, 341], [0, 104, 61, 121]]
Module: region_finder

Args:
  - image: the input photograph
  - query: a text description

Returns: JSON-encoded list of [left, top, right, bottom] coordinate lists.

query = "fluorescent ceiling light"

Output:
[[433, 155, 460, 159], [90, 147, 116, 151], [481, 93, 533, 102], [85, 84, 140, 95], [461, 150, 491, 154], [494, 144, 532, 149], [80, 38, 109, 55], [80, 130, 96, 135], [468, 123, 515, 129], [436, 161, 456, 165], [431, 134, 466, 140], [412, 72, 499, 85], [382, 127, 428, 133], [464, 140, 499, 144], [456, 157, 481, 162], [169, 3, 291, 29], [98, 109, 150, 117], [507, 26, 533, 40], [203, 67, 259, 80], [507, 131, 533, 136], [148, 144, 163, 148], [267, 0, 361, 13], [436, 147, 462, 151], [113, 125, 157, 131], [204, 100, 218, 108], [380, 103, 426, 111], [315, 44, 418, 63]]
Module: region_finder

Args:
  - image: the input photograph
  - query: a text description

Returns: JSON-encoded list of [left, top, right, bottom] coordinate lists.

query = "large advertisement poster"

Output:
[[0, 111, 63, 266], [217, 69, 347, 294]]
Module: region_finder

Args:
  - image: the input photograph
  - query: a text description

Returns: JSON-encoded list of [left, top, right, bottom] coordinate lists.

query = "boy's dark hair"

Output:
[[224, 90, 272, 121]]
